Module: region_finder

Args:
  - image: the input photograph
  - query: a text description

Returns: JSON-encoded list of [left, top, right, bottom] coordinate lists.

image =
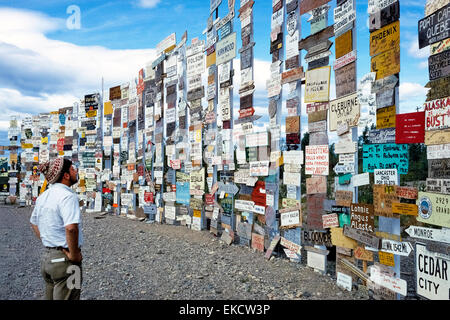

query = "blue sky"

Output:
[[0, 0, 431, 147]]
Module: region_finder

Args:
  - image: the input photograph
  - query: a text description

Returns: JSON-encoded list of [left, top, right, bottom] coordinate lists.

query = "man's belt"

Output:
[[45, 246, 66, 250]]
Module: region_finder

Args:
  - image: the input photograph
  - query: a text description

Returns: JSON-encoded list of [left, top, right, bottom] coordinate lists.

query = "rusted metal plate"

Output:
[[285, 55, 300, 70], [371, 45, 400, 80], [370, 21, 400, 57], [298, 25, 334, 51], [300, 0, 331, 15], [286, 116, 300, 133], [109, 86, 121, 100], [335, 62, 356, 98], [281, 67, 304, 85], [335, 29, 352, 59]]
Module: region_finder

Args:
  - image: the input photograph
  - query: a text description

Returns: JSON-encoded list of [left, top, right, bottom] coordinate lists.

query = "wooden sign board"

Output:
[[354, 246, 374, 262], [322, 213, 339, 229], [429, 159, 450, 179], [302, 229, 332, 247], [343, 225, 380, 249], [280, 210, 302, 229], [309, 120, 327, 133], [370, 21, 400, 57], [264, 235, 281, 259], [391, 203, 418, 216], [306, 176, 327, 194], [377, 106, 396, 129], [330, 227, 357, 249], [329, 92, 360, 131], [281, 67, 304, 85], [425, 128, 450, 145], [251, 233, 265, 252], [286, 116, 300, 133], [335, 190, 353, 207], [396, 111, 425, 144], [373, 184, 398, 218], [371, 45, 400, 80], [428, 50, 450, 81], [418, 3, 450, 49], [350, 203, 375, 233], [308, 110, 328, 123], [308, 56, 330, 70], [109, 86, 122, 101], [335, 62, 357, 98], [299, 26, 335, 51], [335, 29, 352, 59]]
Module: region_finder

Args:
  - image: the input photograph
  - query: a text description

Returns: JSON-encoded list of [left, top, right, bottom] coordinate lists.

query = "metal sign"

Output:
[[335, 29, 352, 59], [370, 21, 400, 57], [343, 225, 380, 249], [429, 50, 450, 81], [298, 25, 334, 51], [335, 62, 356, 98], [426, 178, 450, 194], [329, 92, 360, 131], [418, 3, 450, 49], [406, 226, 450, 244], [300, 0, 331, 15], [415, 243, 450, 300], [334, 0, 356, 35], [369, 1, 400, 32], [216, 32, 237, 65], [305, 145, 329, 175], [417, 192, 450, 228], [304, 66, 331, 102], [368, 128, 396, 144], [395, 111, 425, 144]]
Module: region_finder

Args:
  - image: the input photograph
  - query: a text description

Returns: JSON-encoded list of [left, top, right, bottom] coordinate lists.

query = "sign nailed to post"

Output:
[[418, 3, 450, 49], [329, 92, 360, 131]]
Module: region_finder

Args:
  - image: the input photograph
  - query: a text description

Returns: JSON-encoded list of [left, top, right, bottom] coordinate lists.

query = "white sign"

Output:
[[219, 88, 231, 121], [334, 0, 356, 35], [305, 145, 329, 175], [216, 32, 237, 65], [249, 161, 269, 176], [286, 30, 299, 60], [334, 50, 357, 70], [427, 144, 450, 160], [380, 239, 414, 257], [415, 243, 449, 300], [374, 169, 398, 185], [280, 210, 300, 227], [353, 172, 370, 187], [304, 66, 331, 103], [370, 266, 407, 296], [219, 62, 231, 84], [246, 132, 269, 148], [187, 52, 205, 78], [165, 206, 176, 220], [283, 150, 304, 165], [156, 33, 176, 54], [337, 272, 352, 291], [271, 8, 283, 29], [334, 141, 357, 154], [284, 172, 301, 186], [368, 0, 397, 15], [307, 250, 326, 272], [406, 226, 450, 244], [339, 153, 355, 165]]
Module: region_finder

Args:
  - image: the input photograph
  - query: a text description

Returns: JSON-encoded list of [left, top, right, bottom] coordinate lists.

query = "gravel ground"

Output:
[[0, 205, 421, 300]]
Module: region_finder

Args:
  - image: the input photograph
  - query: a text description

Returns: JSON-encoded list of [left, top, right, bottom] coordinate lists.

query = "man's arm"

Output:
[[30, 224, 41, 239], [63, 224, 82, 263]]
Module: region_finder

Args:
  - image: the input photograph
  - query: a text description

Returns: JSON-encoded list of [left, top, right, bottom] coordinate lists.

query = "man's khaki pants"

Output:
[[41, 248, 82, 300]]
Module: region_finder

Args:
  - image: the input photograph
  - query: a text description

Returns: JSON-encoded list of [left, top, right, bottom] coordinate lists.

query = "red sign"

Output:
[[238, 107, 255, 119], [251, 180, 266, 207], [57, 138, 64, 152], [144, 191, 153, 203], [205, 194, 215, 205], [137, 68, 144, 95], [395, 111, 425, 144]]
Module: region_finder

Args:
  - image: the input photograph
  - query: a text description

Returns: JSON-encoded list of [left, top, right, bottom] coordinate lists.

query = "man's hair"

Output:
[[56, 159, 73, 183]]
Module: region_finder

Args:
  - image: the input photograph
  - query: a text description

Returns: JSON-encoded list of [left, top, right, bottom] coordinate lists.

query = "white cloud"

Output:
[[407, 38, 429, 59], [0, 8, 157, 128], [399, 82, 429, 101], [137, 0, 161, 8]]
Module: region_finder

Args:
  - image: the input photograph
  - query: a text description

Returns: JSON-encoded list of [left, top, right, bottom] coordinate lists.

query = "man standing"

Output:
[[30, 158, 83, 300]]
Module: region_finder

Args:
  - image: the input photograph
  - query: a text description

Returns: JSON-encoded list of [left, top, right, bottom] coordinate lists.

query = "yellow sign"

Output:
[[371, 45, 400, 80], [425, 128, 450, 146], [21, 143, 33, 149], [335, 29, 352, 59], [330, 227, 357, 250], [41, 137, 48, 144], [370, 21, 400, 57], [304, 66, 331, 103], [378, 251, 395, 267], [86, 110, 97, 118], [392, 203, 418, 216], [206, 51, 216, 68], [193, 210, 202, 218], [104, 101, 113, 115], [376, 105, 396, 129], [282, 198, 300, 208]]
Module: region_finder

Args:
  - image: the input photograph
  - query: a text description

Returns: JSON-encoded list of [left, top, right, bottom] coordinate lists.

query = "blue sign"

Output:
[[363, 143, 409, 174], [176, 182, 190, 205]]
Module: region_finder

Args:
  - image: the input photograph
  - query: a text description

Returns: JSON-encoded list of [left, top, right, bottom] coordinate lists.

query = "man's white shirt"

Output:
[[30, 183, 83, 248]]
